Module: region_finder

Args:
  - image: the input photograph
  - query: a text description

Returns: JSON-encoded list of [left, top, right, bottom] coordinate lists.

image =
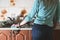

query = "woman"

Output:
[[12, 0, 59, 40]]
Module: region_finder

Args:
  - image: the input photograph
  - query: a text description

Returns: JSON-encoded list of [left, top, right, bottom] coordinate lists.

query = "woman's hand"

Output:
[[11, 20, 27, 28], [56, 22, 60, 26], [20, 20, 27, 26]]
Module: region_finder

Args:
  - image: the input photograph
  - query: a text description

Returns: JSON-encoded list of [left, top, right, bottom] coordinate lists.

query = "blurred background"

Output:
[[0, 0, 34, 21], [0, 0, 34, 28]]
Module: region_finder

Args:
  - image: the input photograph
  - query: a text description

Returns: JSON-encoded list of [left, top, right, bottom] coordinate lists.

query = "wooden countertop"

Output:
[[0, 25, 60, 30], [0, 28, 32, 30]]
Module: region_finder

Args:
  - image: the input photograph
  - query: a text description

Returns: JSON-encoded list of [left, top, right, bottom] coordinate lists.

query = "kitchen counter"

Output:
[[0, 27, 60, 30], [0, 28, 32, 30], [0, 25, 60, 30], [0, 26, 60, 30]]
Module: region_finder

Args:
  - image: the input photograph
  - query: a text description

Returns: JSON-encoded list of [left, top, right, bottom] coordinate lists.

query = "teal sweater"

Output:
[[24, 0, 60, 27]]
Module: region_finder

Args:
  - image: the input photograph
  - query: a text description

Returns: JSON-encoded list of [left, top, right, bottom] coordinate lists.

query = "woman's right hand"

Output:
[[56, 22, 60, 26], [20, 20, 27, 26], [11, 20, 27, 28]]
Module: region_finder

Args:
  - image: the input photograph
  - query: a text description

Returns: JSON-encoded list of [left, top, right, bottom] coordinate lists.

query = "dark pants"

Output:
[[32, 24, 53, 40]]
